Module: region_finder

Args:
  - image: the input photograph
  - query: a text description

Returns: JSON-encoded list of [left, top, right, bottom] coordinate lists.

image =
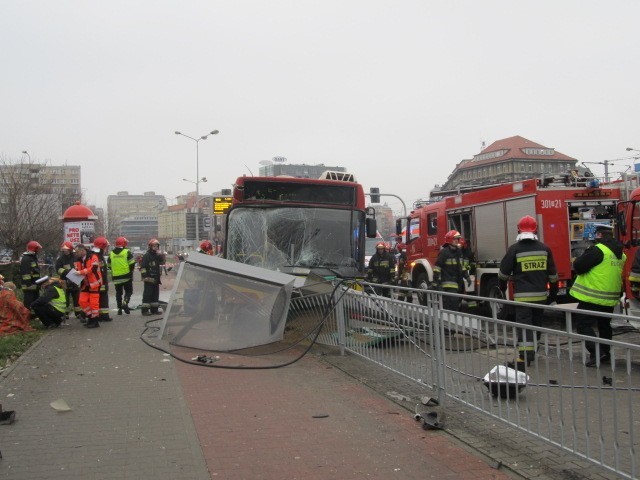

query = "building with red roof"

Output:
[[433, 136, 580, 196]]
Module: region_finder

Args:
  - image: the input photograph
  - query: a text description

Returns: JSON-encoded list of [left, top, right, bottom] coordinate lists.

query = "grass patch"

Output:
[[0, 323, 46, 369]]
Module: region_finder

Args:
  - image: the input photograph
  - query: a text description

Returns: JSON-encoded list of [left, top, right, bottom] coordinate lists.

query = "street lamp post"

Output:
[[175, 129, 219, 245], [21, 150, 30, 162], [627, 147, 640, 175]]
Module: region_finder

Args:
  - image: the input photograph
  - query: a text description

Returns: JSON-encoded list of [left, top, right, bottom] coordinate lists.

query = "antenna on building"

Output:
[[481, 140, 486, 151]]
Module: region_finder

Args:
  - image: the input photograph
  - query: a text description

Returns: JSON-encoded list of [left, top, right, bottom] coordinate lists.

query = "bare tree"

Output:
[[105, 206, 120, 241], [0, 155, 76, 259]]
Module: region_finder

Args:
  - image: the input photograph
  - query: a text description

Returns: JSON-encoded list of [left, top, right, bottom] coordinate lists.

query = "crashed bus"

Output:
[[223, 172, 377, 279]]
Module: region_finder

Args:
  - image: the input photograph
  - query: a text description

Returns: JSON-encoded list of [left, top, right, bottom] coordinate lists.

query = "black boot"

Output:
[[85, 318, 100, 328], [123, 303, 130, 315], [117, 308, 122, 315]]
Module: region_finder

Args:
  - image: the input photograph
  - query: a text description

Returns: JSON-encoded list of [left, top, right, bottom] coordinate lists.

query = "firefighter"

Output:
[[432, 230, 468, 311], [197, 240, 214, 255], [396, 245, 413, 303], [108, 236, 136, 315], [571, 224, 625, 367], [459, 237, 477, 309], [55, 241, 81, 319], [366, 242, 396, 297], [74, 244, 102, 328], [140, 238, 162, 316], [499, 216, 558, 367], [31, 277, 67, 329], [92, 237, 112, 322], [20, 240, 43, 312]]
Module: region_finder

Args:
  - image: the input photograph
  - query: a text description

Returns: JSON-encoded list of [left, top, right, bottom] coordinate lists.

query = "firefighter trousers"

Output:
[[515, 301, 545, 362]]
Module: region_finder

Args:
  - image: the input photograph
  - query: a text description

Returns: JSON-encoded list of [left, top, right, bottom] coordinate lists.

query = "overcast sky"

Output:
[[2, 1, 639, 214]]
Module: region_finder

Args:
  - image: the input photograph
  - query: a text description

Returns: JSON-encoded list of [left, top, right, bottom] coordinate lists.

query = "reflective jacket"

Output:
[[499, 239, 559, 302], [32, 282, 67, 313], [75, 253, 102, 292], [140, 249, 162, 284], [55, 252, 78, 289], [571, 242, 625, 307], [108, 247, 135, 284], [367, 251, 396, 283], [20, 252, 40, 292], [434, 245, 466, 292]]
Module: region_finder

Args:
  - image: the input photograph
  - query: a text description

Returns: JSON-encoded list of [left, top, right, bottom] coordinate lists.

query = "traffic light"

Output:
[[370, 187, 380, 203]]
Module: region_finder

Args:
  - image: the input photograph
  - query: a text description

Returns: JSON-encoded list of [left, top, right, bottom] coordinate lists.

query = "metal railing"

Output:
[[286, 282, 640, 479]]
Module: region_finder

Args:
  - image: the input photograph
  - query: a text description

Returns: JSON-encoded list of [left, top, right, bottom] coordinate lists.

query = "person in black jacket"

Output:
[[140, 238, 162, 315], [433, 230, 468, 311], [499, 216, 558, 366], [20, 240, 43, 313], [31, 277, 67, 329], [366, 242, 396, 297], [55, 241, 81, 319]]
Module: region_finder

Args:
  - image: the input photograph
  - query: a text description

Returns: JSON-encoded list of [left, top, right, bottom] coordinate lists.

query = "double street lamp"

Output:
[[21, 150, 30, 161], [175, 129, 219, 244]]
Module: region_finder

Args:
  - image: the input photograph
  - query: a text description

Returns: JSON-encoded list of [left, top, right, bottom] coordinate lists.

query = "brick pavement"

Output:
[[0, 270, 578, 479], [175, 349, 510, 480]]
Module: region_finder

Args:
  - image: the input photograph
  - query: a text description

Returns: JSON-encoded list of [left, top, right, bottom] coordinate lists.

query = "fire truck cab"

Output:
[[615, 175, 640, 319], [400, 177, 623, 315]]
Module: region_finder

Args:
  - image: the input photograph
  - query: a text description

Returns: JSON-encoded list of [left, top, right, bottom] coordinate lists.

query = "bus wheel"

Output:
[[485, 277, 509, 320], [416, 273, 429, 306]]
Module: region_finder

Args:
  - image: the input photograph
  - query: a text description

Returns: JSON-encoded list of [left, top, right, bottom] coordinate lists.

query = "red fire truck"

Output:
[[399, 177, 625, 315], [616, 174, 640, 319]]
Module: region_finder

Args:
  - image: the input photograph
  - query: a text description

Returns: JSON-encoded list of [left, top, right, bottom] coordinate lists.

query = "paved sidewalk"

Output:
[[0, 293, 208, 479], [0, 277, 513, 479]]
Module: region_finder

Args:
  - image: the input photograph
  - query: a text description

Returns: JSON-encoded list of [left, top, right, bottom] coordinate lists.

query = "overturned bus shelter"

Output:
[[159, 253, 299, 352]]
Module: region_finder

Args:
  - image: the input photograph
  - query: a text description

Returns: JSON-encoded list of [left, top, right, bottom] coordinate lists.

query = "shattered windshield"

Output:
[[225, 206, 364, 273]]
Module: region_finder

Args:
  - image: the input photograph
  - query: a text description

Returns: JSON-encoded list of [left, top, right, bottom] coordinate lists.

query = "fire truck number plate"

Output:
[[541, 199, 562, 208]]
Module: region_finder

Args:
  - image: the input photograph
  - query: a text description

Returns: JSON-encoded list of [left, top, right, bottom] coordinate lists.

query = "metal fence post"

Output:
[[430, 291, 447, 405], [335, 287, 347, 356]]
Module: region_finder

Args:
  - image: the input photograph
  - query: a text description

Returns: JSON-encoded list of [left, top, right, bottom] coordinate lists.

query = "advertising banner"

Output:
[[64, 221, 95, 246]]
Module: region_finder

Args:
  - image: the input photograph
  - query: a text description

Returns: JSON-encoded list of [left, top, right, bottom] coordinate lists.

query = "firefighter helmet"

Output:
[[26, 241, 42, 253], [199, 240, 214, 254], [375, 241, 386, 250], [93, 236, 110, 250], [148, 238, 160, 247], [115, 236, 128, 248], [60, 241, 74, 251], [517, 216, 537, 233], [444, 230, 462, 244]]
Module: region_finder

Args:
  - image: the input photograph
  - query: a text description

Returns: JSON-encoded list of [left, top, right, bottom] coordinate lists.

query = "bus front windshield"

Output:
[[225, 207, 364, 273]]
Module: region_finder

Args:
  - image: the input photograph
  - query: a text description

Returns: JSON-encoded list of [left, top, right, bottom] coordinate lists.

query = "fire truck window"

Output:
[[427, 214, 437, 236], [633, 203, 640, 242]]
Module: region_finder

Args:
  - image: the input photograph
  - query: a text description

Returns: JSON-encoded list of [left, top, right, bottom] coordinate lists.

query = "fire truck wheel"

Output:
[[416, 273, 429, 306], [485, 277, 509, 320]]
